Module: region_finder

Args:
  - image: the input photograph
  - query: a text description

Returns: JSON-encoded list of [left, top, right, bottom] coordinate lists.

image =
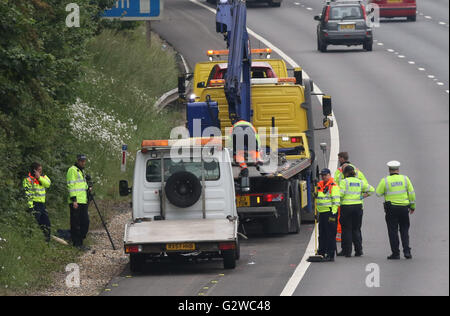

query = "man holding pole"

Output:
[[67, 154, 91, 251]]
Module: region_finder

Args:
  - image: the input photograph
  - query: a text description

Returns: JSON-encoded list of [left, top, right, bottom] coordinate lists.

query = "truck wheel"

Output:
[[130, 254, 145, 273], [223, 250, 236, 269], [263, 180, 292, 234], [165, 171, 202, 208], [290, 179, 301, 234]]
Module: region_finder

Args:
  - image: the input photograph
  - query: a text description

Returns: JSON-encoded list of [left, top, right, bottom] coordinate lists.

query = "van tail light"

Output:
[[361, 4, 367, 20], [125, 245, 142, 253], [219, 242, 236, 250]]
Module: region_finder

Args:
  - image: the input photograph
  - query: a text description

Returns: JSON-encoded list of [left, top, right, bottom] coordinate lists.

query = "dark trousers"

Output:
[[340, 204, 363, 255], [31, 202, 51, 242], [318, 211, 338, 258], [385, 205, 411, 255], [70, 203, 90, 247]]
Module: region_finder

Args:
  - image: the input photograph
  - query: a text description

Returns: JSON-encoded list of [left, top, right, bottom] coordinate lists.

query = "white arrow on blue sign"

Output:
[[102, 0, 163, 21]]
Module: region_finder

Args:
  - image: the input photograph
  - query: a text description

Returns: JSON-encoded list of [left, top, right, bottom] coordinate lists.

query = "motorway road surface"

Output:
[[103, 0, 449, 296]]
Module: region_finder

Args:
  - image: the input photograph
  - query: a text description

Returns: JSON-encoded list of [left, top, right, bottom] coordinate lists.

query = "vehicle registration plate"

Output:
[[236, 195, 250, 207], [166, 243, 195, 251], [387, 0, 403, 3], [340, 24, 355, 30]]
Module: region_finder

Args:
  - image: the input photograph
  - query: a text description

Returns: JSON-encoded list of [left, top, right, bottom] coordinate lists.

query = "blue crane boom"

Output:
[[216, 0, 252, 124]]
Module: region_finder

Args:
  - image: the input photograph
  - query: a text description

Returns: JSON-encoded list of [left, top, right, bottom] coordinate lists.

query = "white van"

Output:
[[120, 138, 239, 272]]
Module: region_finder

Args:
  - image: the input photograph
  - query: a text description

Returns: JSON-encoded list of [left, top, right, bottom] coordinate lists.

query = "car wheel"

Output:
[[130, 254, 145, 273], [223, 250, 236, 269], [268, 0, 281, 7], [364, 41, 373, 52]]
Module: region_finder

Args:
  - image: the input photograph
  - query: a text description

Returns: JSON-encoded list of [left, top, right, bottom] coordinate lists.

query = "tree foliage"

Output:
[[0, 0, 115, 218]]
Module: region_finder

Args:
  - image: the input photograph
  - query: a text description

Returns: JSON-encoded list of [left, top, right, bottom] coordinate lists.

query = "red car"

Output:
[[369, 0, 417, 21]]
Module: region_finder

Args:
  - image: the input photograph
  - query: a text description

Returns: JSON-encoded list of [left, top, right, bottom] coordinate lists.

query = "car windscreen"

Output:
[[329, 6, 363, 20], [146, 158, 220, 183]]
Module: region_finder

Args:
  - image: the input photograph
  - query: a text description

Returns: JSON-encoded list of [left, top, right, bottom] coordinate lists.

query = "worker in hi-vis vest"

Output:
[[376, 160, 416, 260], [316, 168, 341, 262], [67, 154, 91, 250], [337, 165, 374, 257], [23, 162, 52, 242], [334, 152, 368, 242], [229, 120, 262, 177]]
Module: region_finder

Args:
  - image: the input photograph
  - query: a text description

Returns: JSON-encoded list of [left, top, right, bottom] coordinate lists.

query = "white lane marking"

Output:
[[307, 7, 313, 11], [189, 0, 340, 296], [398, 55, 405, 58], [387, 49, 395, 53], [428, 75, 435, 79], [418, 67, 426, 71], [180, 54, 190, 73], [294, 2, 300, 5], [437, 82, 444, 86], [424, 16, 432, 19], [439, 21, 447, 25], [408, 61, 415, 65], [377, 42, 384, 46]]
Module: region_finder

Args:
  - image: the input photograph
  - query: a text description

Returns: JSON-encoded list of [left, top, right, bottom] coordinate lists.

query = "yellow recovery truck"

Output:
[[179, 0, 333, 234]]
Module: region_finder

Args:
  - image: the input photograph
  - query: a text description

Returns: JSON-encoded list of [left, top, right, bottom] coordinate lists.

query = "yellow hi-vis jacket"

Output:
[[376, 174, 416, 209], [339, 177, 374, 206], [334, 163, 368, 185], [229, 120, 261, 149], [316, 178, 340, 214], [66, 165, 88, 204], [23, 173, 51, 208]]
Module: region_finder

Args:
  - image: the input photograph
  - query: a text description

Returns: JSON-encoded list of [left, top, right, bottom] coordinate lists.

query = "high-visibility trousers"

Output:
[[336, 206, 342, 242]]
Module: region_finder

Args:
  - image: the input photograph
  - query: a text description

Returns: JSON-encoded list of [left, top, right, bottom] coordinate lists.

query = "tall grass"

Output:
[[73, 26, 183, 200]]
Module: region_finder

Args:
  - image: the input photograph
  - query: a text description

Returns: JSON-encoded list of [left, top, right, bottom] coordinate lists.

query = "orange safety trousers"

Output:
[[235, 150, 261, 170], [336, 206, 342, 242]]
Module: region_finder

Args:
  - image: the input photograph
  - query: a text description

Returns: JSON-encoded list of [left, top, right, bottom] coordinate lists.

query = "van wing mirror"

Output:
[[322, 96, 332, 116], [314, 15, 322, 21], [119, 180, 131, 196]]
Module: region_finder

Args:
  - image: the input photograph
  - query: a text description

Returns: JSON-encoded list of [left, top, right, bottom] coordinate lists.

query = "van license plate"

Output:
[[236, 195, 251, 207], [166, 243, 195, 251]]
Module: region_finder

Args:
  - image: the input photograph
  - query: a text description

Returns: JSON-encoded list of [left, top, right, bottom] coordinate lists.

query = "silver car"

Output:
[[314, 0, 373, 52]]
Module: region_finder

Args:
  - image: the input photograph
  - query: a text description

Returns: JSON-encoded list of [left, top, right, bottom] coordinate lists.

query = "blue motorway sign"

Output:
[[102, 0, 163, 21]]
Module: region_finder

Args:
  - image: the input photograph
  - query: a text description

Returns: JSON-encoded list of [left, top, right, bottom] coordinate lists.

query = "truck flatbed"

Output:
[[232, 157, 312, 180], [124, 218, 237, 245]]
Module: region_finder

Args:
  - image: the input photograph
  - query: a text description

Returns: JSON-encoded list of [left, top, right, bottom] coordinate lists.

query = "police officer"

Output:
[[23, 162, 52, 242], [376, 161, 416, 260], [334, 152, 368, 184], [67, 154, 90, 250], [338, 165, 374, 257], [333, 152, 368, 242], [316, 168, 340, 262]]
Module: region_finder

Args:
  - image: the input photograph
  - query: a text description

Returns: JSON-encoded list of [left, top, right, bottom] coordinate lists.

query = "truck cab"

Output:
[[120, 138, 239, 272]]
